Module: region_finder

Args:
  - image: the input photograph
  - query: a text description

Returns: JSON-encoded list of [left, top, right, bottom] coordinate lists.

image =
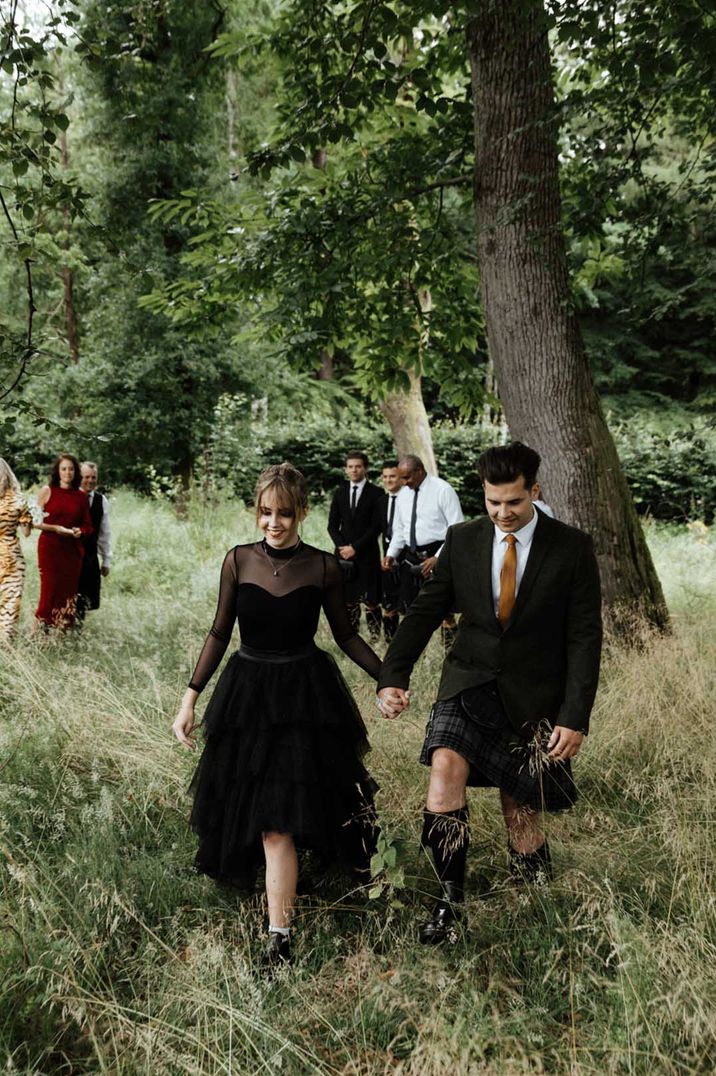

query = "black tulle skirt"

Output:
[[188, 645, 378, 889]]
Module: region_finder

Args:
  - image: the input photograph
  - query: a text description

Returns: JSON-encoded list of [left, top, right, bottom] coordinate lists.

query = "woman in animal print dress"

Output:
[[0, 458, 33, 642]]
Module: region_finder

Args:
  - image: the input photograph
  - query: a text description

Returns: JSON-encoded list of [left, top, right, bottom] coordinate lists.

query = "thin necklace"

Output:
[[260, 538, 302, 576]]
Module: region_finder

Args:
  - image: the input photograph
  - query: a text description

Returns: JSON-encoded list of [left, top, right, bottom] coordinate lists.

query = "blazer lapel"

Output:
[[472, 521, 499, 628], [507, 511, 551, 627]]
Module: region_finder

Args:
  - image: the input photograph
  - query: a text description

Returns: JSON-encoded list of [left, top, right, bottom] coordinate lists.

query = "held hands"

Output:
[[547, 726, 584, 761], [338, 544, 356, 560], [173, 704, 197, 750], [381, 555, 394, 572], [377, 687, 410, 720]]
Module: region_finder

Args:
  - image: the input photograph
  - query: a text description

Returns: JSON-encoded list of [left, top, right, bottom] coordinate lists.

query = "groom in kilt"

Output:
[[377, 442, 602, 943]]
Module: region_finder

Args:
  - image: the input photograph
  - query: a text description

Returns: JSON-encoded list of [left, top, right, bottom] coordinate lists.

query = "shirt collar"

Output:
[[493, 504, 539, 546], [351, 477, 367, 492]]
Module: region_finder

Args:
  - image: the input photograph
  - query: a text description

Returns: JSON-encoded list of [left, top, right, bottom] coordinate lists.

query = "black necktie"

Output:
[[350, 485, 358, 513], [386, 495, 396, 540], [409, 488, 419, 552]]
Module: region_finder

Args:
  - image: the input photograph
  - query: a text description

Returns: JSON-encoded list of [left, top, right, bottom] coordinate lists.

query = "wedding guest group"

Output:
[[378, 442, 602, 944], [76, 461, 112, 622], [173, 462, 381, 970], [0, 458, 33, 642], [0, 452, 117, 639], [328, 451, 384, 642]]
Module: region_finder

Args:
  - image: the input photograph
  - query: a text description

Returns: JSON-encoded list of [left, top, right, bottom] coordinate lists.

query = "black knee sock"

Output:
[[508, 839, 552, 882], [421, 808, 469, 896], [383, 613, 399, 641]]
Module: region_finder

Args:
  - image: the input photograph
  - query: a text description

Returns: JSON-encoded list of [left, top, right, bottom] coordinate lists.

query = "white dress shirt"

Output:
[[349, 477, 367, 507], [386, 474, 464, 559], [491, 505, 539, 615], [89, 491, 113, 566]]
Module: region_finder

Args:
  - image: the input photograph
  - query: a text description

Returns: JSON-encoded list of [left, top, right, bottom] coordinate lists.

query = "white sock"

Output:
[[268, 925, 290, 937]]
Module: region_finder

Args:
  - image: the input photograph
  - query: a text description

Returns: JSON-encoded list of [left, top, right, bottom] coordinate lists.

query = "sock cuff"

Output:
[[422, 806, 469, 845], [268, 925, 290, 937]]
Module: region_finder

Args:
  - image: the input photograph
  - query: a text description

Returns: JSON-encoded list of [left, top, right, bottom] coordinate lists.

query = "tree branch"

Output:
[[408, 172, 473, 197], [0, 188, 37, 401]]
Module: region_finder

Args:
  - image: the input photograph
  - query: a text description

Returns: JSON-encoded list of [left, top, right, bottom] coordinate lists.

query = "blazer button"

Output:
[[495, 667, 502, 675]]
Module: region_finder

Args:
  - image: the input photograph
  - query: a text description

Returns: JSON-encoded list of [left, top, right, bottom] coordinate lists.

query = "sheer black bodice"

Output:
[[189, 541, 381, 692]]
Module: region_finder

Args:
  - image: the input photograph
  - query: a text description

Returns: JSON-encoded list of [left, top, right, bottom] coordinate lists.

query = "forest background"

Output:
[[1, 0, 715, 528]]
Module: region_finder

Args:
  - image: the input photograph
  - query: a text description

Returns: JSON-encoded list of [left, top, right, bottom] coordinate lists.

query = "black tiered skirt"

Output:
[[189, 644, 378, 889]]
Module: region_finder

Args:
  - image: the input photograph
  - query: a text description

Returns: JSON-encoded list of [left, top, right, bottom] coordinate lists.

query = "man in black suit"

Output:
[[76, 461, 112, 622], [377, 443, 602, 943], [328, 451, 384, 641], [377, 461, 404, 642]]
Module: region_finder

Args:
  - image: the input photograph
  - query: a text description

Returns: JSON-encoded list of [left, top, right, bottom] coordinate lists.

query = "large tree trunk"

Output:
[[379, 368, 437, 474], [466, 0, 668, 633]]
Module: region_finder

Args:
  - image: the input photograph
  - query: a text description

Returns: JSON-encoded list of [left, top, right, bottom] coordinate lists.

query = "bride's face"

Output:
[[258, 490, 301, 549]]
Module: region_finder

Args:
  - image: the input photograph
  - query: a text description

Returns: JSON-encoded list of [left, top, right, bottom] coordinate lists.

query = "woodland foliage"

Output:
[[0, 0, 713, 504]]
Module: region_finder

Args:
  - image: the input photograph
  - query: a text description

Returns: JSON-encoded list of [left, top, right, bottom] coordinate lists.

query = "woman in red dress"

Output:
[[35, 454, 93, 630]]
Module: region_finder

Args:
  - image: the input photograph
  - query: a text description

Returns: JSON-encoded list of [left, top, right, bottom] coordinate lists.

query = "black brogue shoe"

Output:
[[418, 881, 464, 945]]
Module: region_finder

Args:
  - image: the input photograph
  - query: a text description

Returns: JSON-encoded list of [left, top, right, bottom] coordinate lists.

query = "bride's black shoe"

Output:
[[418, 882, 464, 945], [260, 932, 292, 973]]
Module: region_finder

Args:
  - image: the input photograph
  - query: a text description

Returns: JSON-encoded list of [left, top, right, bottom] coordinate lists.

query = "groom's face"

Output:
[[484, 476, 540, 533]]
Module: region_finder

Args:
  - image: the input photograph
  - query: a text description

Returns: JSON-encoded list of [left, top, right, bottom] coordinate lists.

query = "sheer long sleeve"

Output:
[[321, 553, 381, 680], [189, 548, 239, 693]]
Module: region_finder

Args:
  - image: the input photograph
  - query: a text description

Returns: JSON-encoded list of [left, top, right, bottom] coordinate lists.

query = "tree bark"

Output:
[[466, 0, 668, 633], [379, 368, 437, 474]]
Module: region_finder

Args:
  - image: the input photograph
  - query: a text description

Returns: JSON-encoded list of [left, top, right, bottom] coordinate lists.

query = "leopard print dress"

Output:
[[0, 488, 33, 641]]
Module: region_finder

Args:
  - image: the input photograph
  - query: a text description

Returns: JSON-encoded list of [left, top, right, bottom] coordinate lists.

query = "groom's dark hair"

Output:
[[478, 442, 541, 489]]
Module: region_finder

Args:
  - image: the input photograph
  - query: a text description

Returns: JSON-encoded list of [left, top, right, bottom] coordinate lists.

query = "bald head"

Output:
[[397, 455, 426, 491]]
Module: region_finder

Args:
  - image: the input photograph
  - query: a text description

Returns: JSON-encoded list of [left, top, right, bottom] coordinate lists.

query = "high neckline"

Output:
[[261, 538, 302, 560]]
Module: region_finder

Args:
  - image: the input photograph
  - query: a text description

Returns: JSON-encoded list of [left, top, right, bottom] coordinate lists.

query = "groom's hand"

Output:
[[377, 687, 410, 719], [547, 726, 583, 760]]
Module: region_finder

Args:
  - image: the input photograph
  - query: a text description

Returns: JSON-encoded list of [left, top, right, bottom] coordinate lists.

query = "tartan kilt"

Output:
[[419, 683, 577, 813]]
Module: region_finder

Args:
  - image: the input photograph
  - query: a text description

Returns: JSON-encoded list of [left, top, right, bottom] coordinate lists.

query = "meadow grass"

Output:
[[1, 495, 715, 1074]]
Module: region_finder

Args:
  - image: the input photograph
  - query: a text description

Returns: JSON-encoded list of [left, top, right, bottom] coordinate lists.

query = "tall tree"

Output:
[[466, 0, 668, 628]]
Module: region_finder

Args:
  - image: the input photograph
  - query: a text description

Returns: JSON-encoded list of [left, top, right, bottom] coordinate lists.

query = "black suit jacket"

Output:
[[328, 481, 383, 564], [378, 510, 602, 737]]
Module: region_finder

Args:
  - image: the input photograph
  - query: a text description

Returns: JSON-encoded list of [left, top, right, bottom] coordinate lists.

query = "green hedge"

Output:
[[611, 421, 716, 524], [202, 409, 498, 518], [201, 399, 715, 523]]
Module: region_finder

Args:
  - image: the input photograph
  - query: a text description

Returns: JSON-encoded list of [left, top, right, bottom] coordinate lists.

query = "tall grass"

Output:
[[1, 497, 715, 1073]]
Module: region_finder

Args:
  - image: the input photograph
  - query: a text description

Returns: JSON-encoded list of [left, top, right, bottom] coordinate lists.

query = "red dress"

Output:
[[35, 487, 93, 628]]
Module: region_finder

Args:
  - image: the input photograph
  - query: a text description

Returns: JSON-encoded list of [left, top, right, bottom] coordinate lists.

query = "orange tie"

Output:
[[498, 534, 517, 628]]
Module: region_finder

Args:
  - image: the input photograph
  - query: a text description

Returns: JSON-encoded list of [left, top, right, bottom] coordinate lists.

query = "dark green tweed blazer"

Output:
[[377, 510, 602, 737]]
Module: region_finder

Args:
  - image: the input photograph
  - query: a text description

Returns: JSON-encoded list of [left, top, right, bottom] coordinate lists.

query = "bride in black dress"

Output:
[[172, 463, 381, 967]]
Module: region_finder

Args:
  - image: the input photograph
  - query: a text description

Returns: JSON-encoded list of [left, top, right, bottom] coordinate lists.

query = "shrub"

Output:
[[612, 420, 716, 524]]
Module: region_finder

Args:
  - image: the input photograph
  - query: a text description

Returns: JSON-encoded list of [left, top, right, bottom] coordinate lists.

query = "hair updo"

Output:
[[254, 462, 309, 521]]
